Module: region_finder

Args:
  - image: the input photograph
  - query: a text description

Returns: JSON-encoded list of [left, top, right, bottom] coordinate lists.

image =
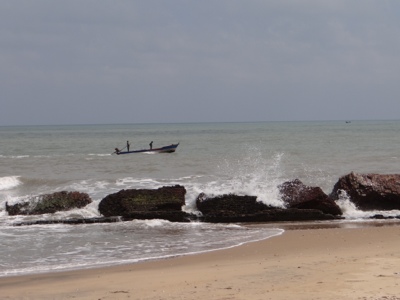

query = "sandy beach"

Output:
[[1, 223, 400, 300]]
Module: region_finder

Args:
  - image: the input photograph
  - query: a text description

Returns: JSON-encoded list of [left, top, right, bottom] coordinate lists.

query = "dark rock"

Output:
[[6, 191, 92, 216], [196, 193, 273, 215], [13, 216, 122, 226], [279, 179, 342, 215], [196, 192, 341, 223], [98, 185, 187, 220], [199, 208, 338, 223], [331, 172, 400, 211], [369, 214, 388, 220]]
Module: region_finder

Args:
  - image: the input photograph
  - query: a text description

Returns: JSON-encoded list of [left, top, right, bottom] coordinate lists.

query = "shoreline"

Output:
[[1, 223, 400, 299], [2, 220, 396, 279]]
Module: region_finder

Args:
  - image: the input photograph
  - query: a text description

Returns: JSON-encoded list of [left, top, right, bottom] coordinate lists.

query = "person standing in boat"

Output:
[[127, 141, 130, 152], [149, 141, 153, 149]]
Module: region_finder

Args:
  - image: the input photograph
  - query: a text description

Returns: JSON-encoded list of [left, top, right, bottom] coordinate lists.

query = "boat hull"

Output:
[[116, 143, 179, 155]]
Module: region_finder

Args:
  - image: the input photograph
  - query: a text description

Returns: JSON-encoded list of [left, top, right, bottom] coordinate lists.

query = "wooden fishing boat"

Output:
[[114, 143, 179, 155]]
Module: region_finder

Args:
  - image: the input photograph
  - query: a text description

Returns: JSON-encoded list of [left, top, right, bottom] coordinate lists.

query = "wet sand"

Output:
[[1, 223, 400, 300]]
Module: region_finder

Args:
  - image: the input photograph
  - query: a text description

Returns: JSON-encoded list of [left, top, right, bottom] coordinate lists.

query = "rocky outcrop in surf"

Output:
[[6, 191, 92, 215], [196, 193, 272, 215], [195, 191, 341, 223], [8, 172, 400, 226], [13, 216, 122, 226], [98, 185, 191, 222], [279, 179, 342, 216], [330, 172, 400, 211]]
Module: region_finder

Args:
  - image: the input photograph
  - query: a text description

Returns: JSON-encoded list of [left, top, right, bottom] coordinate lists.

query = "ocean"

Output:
[[1, 120, 399, 277]]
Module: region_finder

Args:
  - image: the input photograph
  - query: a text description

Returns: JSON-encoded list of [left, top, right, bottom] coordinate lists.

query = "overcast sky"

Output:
[[1, 1, 400, 125]]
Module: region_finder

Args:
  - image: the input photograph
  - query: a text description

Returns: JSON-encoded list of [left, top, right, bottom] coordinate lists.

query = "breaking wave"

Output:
[[0, 176, 22, 191]]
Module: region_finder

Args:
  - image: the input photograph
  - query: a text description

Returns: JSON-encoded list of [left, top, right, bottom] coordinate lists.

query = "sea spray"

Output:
[[0, 176, 21, 191], [336, 190, 400, 219], [185, 147, 286, 208]]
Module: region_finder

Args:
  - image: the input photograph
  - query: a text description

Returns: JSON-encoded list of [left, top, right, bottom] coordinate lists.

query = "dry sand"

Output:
[[1, 223, 400, 300]]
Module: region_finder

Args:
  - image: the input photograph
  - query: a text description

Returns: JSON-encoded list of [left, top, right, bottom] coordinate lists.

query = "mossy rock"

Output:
[[99, 185, 186, 217], [6, 191, 92, 215]]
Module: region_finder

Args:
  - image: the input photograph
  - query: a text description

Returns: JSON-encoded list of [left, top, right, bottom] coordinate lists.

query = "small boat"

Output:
[[114, 143, 179, 155]]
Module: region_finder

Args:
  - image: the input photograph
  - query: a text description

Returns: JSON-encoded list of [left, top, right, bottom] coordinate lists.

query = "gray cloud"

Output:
[[1, 1, 400, 125]]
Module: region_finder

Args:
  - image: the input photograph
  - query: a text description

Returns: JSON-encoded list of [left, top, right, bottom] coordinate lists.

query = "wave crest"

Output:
[[0, 176, 22, 191]]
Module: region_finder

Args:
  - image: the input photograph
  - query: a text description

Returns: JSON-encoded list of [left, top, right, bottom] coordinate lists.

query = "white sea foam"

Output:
[[116, 177, 160, 188], [138, 219, 170, 227], [0, 221, 284, 277], [52, 202, 101, 219], [183, 150, 286, 208], [0, 195, 26, 206], [336, 197, 368, 219], [0, 176, 22, 191], [68, 180, 111, 194], [335, 189, 400, 219], [338, 198, 400, 219]]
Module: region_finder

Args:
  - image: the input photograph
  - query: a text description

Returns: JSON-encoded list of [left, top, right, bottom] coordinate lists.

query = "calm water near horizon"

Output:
[[1, 120, 399, 276]]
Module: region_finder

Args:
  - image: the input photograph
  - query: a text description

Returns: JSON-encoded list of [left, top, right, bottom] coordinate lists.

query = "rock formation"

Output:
[[331, 172, 400, 210], [279, 179, 342, 215], [98, 185, 190, 222], [196, 192, 340, 223], [10, 172, 400, 226], [6, 191, 92, 215], [196, 193, 271, 215]]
